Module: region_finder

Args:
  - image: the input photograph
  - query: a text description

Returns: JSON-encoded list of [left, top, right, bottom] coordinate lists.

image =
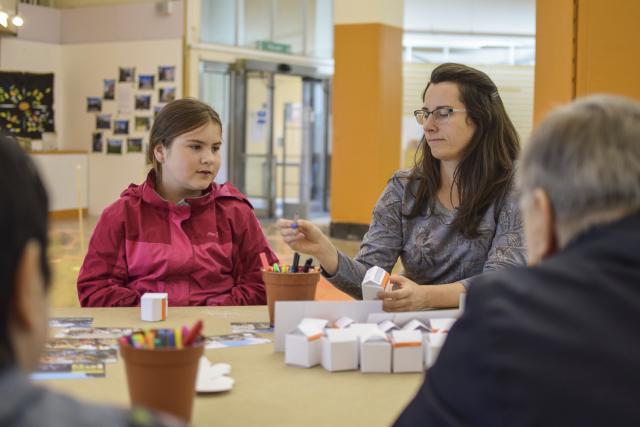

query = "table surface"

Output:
[[44, 306, 423, 427]]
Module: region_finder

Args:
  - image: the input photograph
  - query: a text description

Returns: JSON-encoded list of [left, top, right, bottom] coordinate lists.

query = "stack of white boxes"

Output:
[[284, 316, 457, 373]]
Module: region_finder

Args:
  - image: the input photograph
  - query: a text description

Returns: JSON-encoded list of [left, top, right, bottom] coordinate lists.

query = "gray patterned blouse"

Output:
[[323, 171, 527, 299]]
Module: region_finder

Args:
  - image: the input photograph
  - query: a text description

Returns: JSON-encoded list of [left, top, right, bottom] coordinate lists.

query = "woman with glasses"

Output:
[[278, 63, 526, 311]]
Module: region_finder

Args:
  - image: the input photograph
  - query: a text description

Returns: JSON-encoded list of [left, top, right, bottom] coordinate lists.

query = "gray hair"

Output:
[[517, 94, 640, 238]]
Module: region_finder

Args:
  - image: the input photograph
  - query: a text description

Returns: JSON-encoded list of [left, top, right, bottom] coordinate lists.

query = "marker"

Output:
[[259, 252, 270, 269], [291, 212, 300, 229], [175, 327, 183, 349], [291, 252, 300, 273], [302, 258, 313, 272], [273, 263, 281, 272], [183, 320, 204, 347]]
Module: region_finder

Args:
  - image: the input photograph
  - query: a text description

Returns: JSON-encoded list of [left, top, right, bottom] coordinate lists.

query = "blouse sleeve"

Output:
[[460, 188, 527, 290], [322, 175, 406, 299]]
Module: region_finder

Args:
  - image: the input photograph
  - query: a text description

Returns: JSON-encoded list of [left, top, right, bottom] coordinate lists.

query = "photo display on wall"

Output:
[[87, 65, 176, 155], [0, 71, 55, 139]]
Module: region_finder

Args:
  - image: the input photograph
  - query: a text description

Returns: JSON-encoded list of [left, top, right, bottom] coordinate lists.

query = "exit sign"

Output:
[[256, 40, 291, 54]]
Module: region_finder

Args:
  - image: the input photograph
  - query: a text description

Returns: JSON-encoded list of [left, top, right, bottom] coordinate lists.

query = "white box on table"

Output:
[[140, 292, 168, 322], [360, 329, 392, 373], [391, 330, 424, 373], [285, 318, 328, 368], [424, 332, 447, 369], [321, 328, 358, 372]]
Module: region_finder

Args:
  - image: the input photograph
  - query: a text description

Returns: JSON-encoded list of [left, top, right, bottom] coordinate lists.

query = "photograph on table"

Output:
[[158, 65, 175, 82], [40, 348, 117, 364], [49, 317, 94, 328], [134, 116, 150, 132], [114, 119, 129, 134], [106, 138, 123, 155], [135, 94, 151, 110], [205, 333, 271, 349], [86, 97, 102, 112], [103, 79, 115, 100], [45, 338, 118, 351], [138, 74, 154, 90], [127, 137, 143, 153], [119, 67, 135, 83], [54, 327, 134, 339], [159, 87, 176, 103], [230, 322, 273, 333], [92, 132, 103, 153], [96, 114, 111, 129], [31, 363, 106, 380]]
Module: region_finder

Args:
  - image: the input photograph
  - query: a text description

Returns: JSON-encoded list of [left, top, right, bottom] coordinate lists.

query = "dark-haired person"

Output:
[[0, 136, 181, 426], [278, 63, 526, 310], [394, 94, 640, 425], [77, 99, 278, 307]]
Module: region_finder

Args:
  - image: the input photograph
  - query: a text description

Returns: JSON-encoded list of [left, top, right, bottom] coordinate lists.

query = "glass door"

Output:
[[242, 71, 274, 217], [199, 61, 231, 183]]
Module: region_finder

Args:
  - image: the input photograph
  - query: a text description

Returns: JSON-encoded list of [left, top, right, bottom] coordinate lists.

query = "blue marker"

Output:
[[291, 213, 300, 229]]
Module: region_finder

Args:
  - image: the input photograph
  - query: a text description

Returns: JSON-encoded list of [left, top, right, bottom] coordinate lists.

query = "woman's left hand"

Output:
[[377, 275, 429, 312]]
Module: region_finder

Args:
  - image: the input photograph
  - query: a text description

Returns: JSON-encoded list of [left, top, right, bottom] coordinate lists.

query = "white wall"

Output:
[[31, 153, 88, 211]]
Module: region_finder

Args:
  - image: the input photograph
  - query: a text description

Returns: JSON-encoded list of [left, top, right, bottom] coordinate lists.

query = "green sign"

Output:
[[256, 40, 291, 54]]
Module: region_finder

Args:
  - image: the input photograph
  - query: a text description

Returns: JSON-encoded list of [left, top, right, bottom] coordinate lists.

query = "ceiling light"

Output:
[[11, 15, 23, 27]]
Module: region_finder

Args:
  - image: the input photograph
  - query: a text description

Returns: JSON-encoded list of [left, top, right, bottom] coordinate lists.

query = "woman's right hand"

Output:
[[276, 218, 339, 274]]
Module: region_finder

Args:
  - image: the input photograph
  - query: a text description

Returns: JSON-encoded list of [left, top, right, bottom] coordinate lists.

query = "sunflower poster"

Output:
[[0, 72, 54, 138]]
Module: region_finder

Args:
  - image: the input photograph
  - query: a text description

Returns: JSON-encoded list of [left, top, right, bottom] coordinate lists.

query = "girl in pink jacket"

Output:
[[77, 99, 278, 307]]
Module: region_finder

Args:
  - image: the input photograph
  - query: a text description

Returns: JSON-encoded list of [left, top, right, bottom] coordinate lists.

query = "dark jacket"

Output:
[[395, 211, 640, 426]]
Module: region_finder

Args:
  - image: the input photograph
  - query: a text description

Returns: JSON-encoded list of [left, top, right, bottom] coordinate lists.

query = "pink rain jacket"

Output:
[[77, 171, 278, 307]]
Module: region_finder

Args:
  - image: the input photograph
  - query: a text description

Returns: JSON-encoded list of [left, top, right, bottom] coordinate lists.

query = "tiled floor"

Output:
[[48, 215, 363, 307]]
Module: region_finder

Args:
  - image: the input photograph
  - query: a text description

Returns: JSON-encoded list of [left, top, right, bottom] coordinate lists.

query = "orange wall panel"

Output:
[[533, 0, 576, 126], [332, 23, 402, 225], [576, 0, 640, 100]]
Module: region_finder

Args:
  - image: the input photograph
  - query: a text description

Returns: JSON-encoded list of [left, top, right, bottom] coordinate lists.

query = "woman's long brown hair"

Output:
[[407, 63, 520, 238]]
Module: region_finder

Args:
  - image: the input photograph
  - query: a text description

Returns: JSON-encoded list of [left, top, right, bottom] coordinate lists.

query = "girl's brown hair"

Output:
[[148, 98, 222, 171], [408, 63, 520, 238]]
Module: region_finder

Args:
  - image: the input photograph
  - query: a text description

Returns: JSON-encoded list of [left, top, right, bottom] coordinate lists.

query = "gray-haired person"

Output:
[[394, 94, 640, 426]]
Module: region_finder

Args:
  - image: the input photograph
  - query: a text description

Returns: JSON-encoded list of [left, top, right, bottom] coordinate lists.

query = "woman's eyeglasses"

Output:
[[413, 107, 467, 125]]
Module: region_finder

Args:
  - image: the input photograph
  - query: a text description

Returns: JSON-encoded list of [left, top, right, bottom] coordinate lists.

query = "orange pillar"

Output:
[[534, 0, 640, 125], [533, 0, 576, 126], [331, 0, 403, 239]]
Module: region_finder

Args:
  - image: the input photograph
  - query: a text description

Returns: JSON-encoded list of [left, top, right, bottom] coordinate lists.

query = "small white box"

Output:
[[321, 328, 358, 372], [361, 266, 391, 300], [430, 318, 457, 333], [378, 319, 399, 333], [141, 293, 168, 322], [360, 329, 392, 373], [401, 319, 430, 333], [391, 330, 424, 373], [333, 316, 355, 329], [424, 332, 447, 369], [285, 318, 328, 368]]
